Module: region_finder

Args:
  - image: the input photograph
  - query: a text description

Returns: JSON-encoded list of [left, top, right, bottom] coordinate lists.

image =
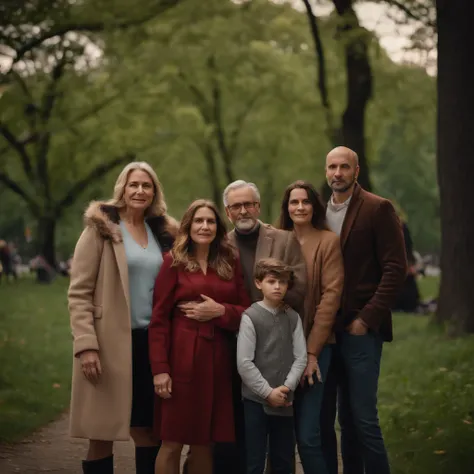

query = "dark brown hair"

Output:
[[254, 258, 294, 290], [172, 199, 235, 279], [278, 180, 328, 231]]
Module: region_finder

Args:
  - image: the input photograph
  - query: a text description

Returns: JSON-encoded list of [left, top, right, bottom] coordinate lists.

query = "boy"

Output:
[[237, 258, 307, 474]]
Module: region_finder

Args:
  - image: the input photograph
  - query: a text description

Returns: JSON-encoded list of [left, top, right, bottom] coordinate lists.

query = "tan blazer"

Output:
[[68, 202, 177, 440], [228, 223, 307, 313], [300, 229, 344, 357]]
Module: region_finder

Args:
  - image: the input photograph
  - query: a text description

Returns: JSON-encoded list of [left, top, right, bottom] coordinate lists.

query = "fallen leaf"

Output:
[[52, 383, 61, 389], [463, 419, 472, 425], [434, 450, 446, 455]]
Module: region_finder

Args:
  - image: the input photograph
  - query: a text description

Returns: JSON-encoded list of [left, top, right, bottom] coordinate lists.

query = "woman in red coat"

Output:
[[149, 199, 250, 474]]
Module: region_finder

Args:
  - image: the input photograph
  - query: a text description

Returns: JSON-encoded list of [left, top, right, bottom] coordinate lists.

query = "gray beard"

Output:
[[331, 177, 356, 194], [235, 219, 259, 234]]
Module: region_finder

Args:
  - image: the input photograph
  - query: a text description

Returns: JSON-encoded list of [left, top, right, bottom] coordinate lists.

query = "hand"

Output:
[[79, 350, 102, 384], [301, 354, 321, 387], [266, 385, 292, 407], [179, 295, 225, 322], [346, 318, 368, 336], [154, 373, 172, 399]]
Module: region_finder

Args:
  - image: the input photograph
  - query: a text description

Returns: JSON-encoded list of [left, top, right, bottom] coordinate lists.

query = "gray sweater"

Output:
[[326, 195, 352, 236], [237, 301, 307, 416]]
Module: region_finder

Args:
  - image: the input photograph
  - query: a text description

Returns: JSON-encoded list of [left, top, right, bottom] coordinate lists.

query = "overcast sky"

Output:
[[292, 0, 432, 70]]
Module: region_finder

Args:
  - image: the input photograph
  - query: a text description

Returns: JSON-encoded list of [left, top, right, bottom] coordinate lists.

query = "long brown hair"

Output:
[[171, 199, 235, 279], [278, 180, 328, 231]]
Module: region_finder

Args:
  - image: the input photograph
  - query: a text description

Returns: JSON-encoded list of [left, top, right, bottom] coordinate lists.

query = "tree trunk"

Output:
[[37, 215, 57, 269], [302, 0, 338, 144], [434, 0, 474, 334], [333, 0, 373, 192], [263, 169, 275, 225], [203, 141, 223, 211]]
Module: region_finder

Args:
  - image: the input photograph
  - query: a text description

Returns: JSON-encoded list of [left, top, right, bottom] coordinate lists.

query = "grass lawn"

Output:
[[0, 278, 72, 443], [381, 314, 474, 473], [1, 274, 473, 473], [380, 275, 474, 474]]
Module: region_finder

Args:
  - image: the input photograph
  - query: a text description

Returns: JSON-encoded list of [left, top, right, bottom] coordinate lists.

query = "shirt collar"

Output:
[[328, 194, 352, 211]]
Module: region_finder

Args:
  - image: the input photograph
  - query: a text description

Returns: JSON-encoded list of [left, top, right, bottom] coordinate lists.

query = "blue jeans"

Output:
[[243, 399, 295, 474], [321, 332, 390, 474], [294, 345, 331, 474]]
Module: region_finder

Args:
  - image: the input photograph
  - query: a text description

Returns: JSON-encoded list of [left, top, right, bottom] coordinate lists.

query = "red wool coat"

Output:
[[149, 253, 250, 445]]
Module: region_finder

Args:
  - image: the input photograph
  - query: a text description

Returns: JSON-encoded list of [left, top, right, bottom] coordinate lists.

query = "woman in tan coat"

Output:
[[278, 180, 344, 474], [68, 162, 178, 474]]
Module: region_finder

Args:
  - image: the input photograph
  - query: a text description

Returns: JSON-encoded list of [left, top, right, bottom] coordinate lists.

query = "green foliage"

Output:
[[0, 0, 438, 258], [0, 278, 72, 443], [370, 64, 438, 253], [380, 314, 474, 474]]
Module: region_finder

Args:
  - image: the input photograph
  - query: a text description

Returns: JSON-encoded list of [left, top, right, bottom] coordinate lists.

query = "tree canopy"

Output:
[[0, 0, 438, 263]]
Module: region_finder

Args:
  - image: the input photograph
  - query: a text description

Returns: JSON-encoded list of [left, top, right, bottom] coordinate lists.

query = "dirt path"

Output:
[[0, 414, 137, 473], [0, 413, 308, 473]]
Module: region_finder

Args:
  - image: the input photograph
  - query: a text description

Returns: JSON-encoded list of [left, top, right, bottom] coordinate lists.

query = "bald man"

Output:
[[320, 147, 407, 474]]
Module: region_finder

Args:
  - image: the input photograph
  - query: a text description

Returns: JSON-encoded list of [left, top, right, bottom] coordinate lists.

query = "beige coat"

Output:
[[68, 202, 177, 440], [228, 223, 307, 313], [300, 229, 344, 357]]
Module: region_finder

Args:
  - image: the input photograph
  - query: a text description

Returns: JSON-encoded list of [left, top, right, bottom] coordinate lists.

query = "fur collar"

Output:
[[83, 201, 179, 250]]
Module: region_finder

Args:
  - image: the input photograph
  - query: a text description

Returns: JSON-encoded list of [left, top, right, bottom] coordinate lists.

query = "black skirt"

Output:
[[131, 328, 155, 428]]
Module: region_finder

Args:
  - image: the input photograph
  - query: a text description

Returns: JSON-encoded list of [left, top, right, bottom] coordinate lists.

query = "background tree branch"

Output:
[[0, 171, 39, 213], [54, 152, 136, 217], [302, 0, 337, 143], [0, 121, 35, 181], [10, 0, 182, 66], [36, 51, 69, 202]]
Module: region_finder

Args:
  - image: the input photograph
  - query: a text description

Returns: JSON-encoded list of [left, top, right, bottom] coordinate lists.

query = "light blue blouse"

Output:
[[120, 221, 163, 329]]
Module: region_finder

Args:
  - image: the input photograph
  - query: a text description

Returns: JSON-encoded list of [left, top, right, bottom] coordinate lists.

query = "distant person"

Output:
[[278, 181, 344, 474], [29, 254, 56, 283], [320, 147, 407, 474], [237, 258, 306, 474], [149, 199, 250, 474], [393, 220, 421, 312], [0, 240, 17, 283], [68, 162, 178, 474]]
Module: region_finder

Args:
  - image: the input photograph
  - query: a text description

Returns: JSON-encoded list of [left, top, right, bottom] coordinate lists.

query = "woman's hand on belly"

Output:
[[178, 294, 225, 322]]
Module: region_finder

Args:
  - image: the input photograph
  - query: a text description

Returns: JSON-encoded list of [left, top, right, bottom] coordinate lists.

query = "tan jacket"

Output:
[[300, 229, 344, 357], [68, 202, 177, 440], [228, 223, 307, 313]]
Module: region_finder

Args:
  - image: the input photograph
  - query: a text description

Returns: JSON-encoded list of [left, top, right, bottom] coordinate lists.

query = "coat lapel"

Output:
[[228, 229, 237, 250], [303, 230, 322, 298], [309, 232, 322, 283], [112, 241, 131, 315], [254, 224, 274, 269], [340, 184, 364, 250]]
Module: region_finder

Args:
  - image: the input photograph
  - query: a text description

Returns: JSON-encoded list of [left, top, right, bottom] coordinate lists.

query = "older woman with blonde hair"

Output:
[[149, 199, 250, 474], [68, 161, 178, 474]]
